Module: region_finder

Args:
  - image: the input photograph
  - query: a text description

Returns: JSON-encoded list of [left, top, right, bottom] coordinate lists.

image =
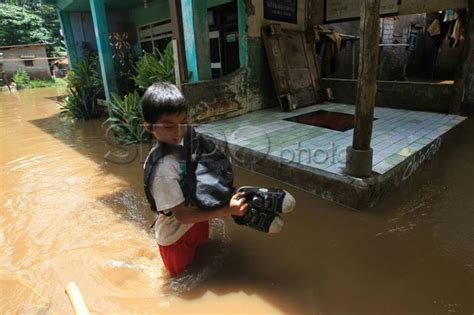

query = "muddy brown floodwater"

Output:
[[1, 87, 473, 314]]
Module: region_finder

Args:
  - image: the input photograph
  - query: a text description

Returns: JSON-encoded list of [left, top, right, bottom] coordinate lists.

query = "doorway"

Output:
[[208, 1, 240, 79]]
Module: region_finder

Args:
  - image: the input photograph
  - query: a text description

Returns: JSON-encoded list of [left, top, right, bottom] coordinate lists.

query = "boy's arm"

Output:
[[169, 192, 248, 224]]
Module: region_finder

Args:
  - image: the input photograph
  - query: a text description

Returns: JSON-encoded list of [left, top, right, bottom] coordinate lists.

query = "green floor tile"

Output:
[[397, 147, 418, 157], [384, 154, 406, 165]]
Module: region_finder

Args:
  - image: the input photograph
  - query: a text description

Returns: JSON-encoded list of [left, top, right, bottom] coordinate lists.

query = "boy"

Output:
[[142, 82, 249, 277]]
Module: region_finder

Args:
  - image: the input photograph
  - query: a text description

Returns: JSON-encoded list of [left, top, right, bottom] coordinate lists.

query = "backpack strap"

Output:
[[182, 126, 198, 207], [143, 142, 173, 217]]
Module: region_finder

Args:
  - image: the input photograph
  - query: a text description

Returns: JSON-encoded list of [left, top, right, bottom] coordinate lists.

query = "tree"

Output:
[[0, 3, 51, 46], [37, 4, 66, 56], [0, 2, 65, 56]]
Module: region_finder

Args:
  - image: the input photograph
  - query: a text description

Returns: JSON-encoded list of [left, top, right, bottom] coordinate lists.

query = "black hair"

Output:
[[141, 82, 187, 124]]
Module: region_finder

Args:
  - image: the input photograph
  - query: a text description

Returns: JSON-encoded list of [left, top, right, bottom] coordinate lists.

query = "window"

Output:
[[20, 54, 35, 67], [138, 19, 172, 54]]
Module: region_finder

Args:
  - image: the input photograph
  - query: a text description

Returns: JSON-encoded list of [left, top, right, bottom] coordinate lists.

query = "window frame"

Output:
[[137, 18, 172, 53]]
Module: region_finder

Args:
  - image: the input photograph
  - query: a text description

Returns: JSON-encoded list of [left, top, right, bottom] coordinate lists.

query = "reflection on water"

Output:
[[1, 87, 473, 314]]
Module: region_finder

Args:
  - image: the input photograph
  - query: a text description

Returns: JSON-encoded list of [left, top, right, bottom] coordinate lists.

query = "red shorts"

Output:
[[158, 221, 209, 277]]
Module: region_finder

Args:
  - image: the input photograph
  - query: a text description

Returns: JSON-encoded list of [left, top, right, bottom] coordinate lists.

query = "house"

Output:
[[44, 0, 310, 122], [45, 0, 473, 118], [45, 0, 472, 208], [0, 43, 52, 80]]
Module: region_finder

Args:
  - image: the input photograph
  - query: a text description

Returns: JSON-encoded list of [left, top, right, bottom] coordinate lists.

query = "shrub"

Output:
[[110, 31, 137, 95], [105, 91, 152, 144], [12, 69, 30, 89], [132, 42, 175, 90], [27, 77, 67, 88], [59, 54, 104, 119]]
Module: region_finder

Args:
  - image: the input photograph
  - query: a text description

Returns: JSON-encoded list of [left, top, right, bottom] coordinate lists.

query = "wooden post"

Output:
[[89, 0, 118, 104], [168, 0, 188, 83], [345, 0, 381, 178]]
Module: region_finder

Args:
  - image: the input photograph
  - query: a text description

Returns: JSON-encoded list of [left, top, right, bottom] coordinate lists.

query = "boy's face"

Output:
[[150, 111, 187, 146]]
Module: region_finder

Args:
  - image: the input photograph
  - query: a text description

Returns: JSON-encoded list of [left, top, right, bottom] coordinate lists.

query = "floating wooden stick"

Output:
[[65, 281, 90, 315], [0, 268, 51, 307]]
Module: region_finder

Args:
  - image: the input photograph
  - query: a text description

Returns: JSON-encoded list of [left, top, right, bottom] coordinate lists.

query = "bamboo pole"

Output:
[[0, 268, 52, 310], [65, 281, 90, 315]]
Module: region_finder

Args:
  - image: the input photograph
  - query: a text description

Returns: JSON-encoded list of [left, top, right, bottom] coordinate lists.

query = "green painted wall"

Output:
[[55, 0, 232, 12], [207, 0, 233, 8], [128, 0, 170, 54], [129, 0, 235, 54], [129, 0, 234, 29], [129, 0, 170, 27]]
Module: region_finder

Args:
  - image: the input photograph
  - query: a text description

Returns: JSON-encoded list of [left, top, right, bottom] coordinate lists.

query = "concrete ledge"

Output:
[[200, 119, 466, 210], [209, 136, 376, 210], [367, 120, 462, 208]]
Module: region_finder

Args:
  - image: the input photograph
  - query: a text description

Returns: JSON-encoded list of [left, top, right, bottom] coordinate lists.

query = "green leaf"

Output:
[[131, 42, 175, 90]]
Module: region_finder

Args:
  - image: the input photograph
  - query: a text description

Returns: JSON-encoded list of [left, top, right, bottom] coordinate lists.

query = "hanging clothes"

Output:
[[427, 19, 441, 36], [443, 10, 458, 23], [450, 18, 464, 47], [430, 18, 452, 47]]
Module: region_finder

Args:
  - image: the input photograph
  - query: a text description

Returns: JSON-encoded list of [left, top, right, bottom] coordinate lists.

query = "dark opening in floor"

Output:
[[284, 110, 376, 132]]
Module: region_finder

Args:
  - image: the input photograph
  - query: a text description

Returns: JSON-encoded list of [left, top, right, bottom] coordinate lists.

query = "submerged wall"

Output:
[[321, 78, 455, 113]]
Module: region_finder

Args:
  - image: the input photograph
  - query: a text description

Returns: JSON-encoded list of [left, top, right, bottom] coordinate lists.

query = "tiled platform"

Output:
[[196, 103, 467, 209]]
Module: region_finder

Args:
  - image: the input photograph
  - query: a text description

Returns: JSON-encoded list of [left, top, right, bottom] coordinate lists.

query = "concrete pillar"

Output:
[[57, 10, 78, 68], [89, 0, 118, 103], [180, 0, 212, 82], [345, 0, 381, 178], [237, 0, 248, 68]]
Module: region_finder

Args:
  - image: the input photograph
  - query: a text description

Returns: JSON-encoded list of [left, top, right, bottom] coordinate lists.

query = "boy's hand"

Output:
[[228, 192, 249, 217]]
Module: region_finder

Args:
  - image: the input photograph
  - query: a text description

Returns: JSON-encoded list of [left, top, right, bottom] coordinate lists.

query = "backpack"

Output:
[[143, 127, 234, 217]]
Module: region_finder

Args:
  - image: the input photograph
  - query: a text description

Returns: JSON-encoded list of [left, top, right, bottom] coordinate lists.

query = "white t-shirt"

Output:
[[144, 144, 194, 246]]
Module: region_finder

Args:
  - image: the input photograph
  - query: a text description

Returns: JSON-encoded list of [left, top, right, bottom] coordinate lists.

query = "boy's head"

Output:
[[141, 82, 188, 145]]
